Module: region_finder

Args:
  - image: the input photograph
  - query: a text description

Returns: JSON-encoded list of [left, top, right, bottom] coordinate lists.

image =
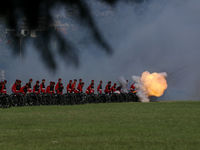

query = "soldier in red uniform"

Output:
[[97, 80, 103, 94], [66, 80, 72, 93], [130, 83, 135, 92], [2, 80, 7, 94], [116, 85, 122, 92], [14, 80, 22, 93], [110, 83, 117, 93], [55, 78, 61, 92], [40, 79, 46, 93], [77, 79, 82, 92], [87, 80, 94, 93], [71, 79, 77, 93], [86, 83, 94, 94], [33, 81, 40, 94], [46, 81, 55, 94], [90, 83, 94, 93], [46, 81, 51, 93], [12, 79, 18, 93], [27, 78, 33, 93], [86, 84, 90, 94], [21, 83, 29, 95], [56, 83, 64, 94], [104, 81, 111, 94], [77, 81, 84, 93]]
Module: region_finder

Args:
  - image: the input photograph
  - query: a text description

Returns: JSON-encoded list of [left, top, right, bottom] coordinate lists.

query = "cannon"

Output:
[[63, 93, 76, 105], [10, 93, 26, 107], [0, 93, 12, 108], [85, 94, 99, 104], [52, 93, 63, 105], [40, 93, 53, 105], [75, 93, 87, 105], [1, 91, 158, 108], [97, 94, 109, 103], [26, 93, 39, 106]]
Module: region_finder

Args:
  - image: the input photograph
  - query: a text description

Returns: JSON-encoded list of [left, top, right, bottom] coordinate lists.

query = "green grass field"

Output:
[[0, 101, 200, 150]]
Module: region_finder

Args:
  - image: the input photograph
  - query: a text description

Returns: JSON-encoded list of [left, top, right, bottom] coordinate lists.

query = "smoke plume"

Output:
[[132, 71, 168, 102], [118, 76, 127, 93], [4, 0, 200, 101]]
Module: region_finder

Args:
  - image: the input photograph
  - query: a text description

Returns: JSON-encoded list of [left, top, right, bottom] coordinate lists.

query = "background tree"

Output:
[[0, 0, 144, 70]]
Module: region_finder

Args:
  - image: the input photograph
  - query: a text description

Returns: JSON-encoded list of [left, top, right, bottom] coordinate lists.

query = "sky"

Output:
[[7, 0, 200, 100]]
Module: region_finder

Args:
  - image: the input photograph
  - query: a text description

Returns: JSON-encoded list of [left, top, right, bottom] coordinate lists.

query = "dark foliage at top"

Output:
[[0, 0, 144, 71]]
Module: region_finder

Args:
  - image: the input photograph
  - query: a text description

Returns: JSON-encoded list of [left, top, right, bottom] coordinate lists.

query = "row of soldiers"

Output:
[[2, 78, 136, 95]]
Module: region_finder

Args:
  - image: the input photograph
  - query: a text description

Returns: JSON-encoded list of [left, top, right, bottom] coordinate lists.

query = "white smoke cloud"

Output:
[[5, 0, 200, 101], [118, 76, 127, 93], [132, 75, 149, 102]]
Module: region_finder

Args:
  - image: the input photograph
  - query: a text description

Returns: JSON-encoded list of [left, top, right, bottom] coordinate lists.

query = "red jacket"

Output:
[[130, 84, 135, 92], [77, 83, 83, 92], [66, 83, 72, 93], [104, 85, 111, 94], [12, 83, 17, 93], [1, 84, 6, 94], [74, 89, 80, 93], [110, 86, 116, 93], [97, 84, 102, 93], [46, 85, 54, 94], [33, 84, 40, 94], [86, 85, 91, 94], [56, 90, 63, 94], [21, 86, 28, 95], [40, 83, 45, 93], [87, 84, 91, 91], [90, 88, 94, 93], [55, 82, 60, 91], [71, 82, 76, 92], [77, 83, 82, 92], [14, 85, 22, 93], [86, 85, 94, 94], [56, 86, 63, 94]]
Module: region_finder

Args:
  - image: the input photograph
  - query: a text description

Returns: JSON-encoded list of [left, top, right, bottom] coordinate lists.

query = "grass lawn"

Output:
[[0, 101, 200, 150]]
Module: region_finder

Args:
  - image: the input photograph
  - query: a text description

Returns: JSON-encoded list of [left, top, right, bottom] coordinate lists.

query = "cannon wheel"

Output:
[[0, 94, 10, 108], [75, 93, 86, 105], [4, 94, 12, 108], [128, 93, 139, 102], [97, 94, 108, 103], [122, 93, 131, 102], [36, 94, 43, 105], [85, 94, 98, 104], [26, 93, 39, 106], [109, 94, 119, 103], [0, 94, 6, 108], [80, 93, 87, 104], [63, 93, 75, 105], [53, 93, 63, 105], [40, 93, 53, 105], [10, 93, 25, 106]]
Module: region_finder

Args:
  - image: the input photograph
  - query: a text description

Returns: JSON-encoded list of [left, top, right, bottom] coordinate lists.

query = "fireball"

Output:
[[141, 71, 168, 97]]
